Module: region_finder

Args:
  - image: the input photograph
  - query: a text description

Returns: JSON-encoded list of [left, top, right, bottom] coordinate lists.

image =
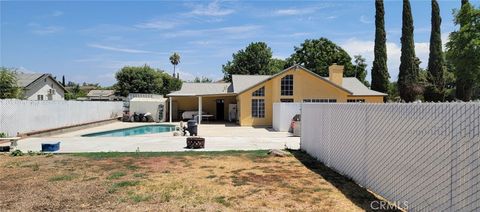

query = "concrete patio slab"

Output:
[[14, 122, 300, 153]]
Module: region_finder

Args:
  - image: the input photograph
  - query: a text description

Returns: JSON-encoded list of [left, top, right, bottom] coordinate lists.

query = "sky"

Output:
[[0, 0, 475, 86]]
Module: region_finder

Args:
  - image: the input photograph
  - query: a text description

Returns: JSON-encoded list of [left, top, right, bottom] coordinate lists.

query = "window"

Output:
[[251, 99, 265, 118], [281, 75, 293, 96], [280, 98, 294, 102], [347, 99, 365, 103], [37, 95, 44, 100], [303, 99, 337, 103], [252, 87, 265, 96]]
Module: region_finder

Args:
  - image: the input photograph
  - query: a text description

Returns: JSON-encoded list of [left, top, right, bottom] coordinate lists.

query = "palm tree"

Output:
[[169, 52, 180, 76]]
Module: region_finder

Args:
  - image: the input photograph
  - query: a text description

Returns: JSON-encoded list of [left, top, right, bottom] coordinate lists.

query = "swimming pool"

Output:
[[82, 124, 176, 137]]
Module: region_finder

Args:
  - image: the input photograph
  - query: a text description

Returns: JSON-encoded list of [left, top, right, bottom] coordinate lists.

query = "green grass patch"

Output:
[[113, 180, 140, 188], [125, 164, 140, 170], [129, 193, 152, 203], [108, 180, 140, 193], [71, 150, 269, 159], [49, 174, 75, 182], [133, 173, 146, 178], [107, 172, 126, 180], [214, 196, 231, 207]]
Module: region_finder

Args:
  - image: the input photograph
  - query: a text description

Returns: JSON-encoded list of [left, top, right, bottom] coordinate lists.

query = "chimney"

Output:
[[328, 63, 344, 86]]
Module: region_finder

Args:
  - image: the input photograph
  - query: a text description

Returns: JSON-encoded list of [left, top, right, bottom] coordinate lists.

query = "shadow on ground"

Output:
[[289, 150, 402, 212]]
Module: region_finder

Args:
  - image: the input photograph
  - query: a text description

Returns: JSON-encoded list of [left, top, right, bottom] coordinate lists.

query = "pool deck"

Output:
[[12, 122, 300, 153]]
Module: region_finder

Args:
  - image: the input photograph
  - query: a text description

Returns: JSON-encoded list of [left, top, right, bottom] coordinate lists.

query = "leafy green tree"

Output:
[[157, 71, 182, 96], [65, 84, 87, 100], [193, 76, 213, 83], [398, 0, 421, 102], [371, 0, 390, 94], [222, 42, 281, 82], [114, 65, 164, 97], [269, 58, 287, 73], [446, 1, 480, 101], [287, 38, 355, 77], [425, 0, 446, 102], [353, 55, 369, 86], [387, 81, 400, 102], [169, 52, 180, 76], [0, 67, 22, 99]]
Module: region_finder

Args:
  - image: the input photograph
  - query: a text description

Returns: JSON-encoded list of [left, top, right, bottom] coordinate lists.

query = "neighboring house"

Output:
[[15, 73, 67, 100], [87, 90, 122, 101], [167, 64, 387, 126]]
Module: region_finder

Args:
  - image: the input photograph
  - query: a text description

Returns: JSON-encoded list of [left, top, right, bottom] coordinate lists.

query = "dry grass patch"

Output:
[[0, 150, 400, 211]]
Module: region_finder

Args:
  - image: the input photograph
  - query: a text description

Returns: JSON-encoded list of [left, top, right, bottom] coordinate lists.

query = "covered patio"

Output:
[[166, 83, 237, 124]]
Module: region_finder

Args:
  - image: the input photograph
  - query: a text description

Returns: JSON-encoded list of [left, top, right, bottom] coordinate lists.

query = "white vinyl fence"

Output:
[[0, 99, 123, 136], [301, 103, 480, 211], [272, 103, 301, 131]]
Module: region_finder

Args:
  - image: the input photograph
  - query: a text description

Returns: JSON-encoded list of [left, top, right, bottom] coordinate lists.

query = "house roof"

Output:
[[15, 72, 67, 92], [167, 83, 232, 96], [87, 90, 115, 97], [235, 65, 354, 95], [231, 75, 271, 93], [15, 73, 45, 87], [341, 78, 388, 96], [130, 97, 166, 102], [167, 65, 387, 97]]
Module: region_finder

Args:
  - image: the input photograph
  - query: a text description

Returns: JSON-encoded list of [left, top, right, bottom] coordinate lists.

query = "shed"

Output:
[[129, 97, 167, 122]]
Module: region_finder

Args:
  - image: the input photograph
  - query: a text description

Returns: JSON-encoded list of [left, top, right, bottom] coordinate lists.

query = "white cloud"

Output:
[[51, 11, 64, 17], [135, 19, 178, 30], [340, 38, 430, 81], [325, 15, 337, 20], [163, 25, 261, 38], [360, 15, 372, 24], [188, 0, 234, 16], [274, 8, 317, 16], [87, 44, 157, 54], [28, 23, 63, 35]]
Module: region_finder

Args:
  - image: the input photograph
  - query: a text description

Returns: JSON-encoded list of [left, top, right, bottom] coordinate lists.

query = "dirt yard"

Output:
[[0, 150, 398, 211]]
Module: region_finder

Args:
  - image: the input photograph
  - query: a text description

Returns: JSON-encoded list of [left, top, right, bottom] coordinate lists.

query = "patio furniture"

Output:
[[41, 142, 61, 152], [182, 111, 207, 120], [187, 120, 198, 136], [0, 137, 21, 151], [186, 137, 205, 149]]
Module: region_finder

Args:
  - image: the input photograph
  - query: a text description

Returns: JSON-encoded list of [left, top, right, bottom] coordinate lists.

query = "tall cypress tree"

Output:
[[455, 0, 469, 100], [425, 0, 445, 101], [398, 0, 420, 102], [371, 0, 390, 95]]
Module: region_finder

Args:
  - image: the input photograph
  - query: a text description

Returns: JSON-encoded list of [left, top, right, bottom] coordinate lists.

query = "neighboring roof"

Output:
[[15, 72, 67, 92], [341, 78, 388, 96], [130, 97, 166, 102], [15, 73, 45, 87], [87, 90, 115, 97], [231, 75, 271, 93], [167, 83, 232, 96]]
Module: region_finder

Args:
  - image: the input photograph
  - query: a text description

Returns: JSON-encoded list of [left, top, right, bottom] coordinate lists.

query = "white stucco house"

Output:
[[15, 73, 67, 100]]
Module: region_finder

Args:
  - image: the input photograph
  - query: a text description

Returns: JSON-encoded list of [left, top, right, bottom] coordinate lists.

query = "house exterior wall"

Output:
[[237, 67, 384, 126], [24, 75, 65, 100]]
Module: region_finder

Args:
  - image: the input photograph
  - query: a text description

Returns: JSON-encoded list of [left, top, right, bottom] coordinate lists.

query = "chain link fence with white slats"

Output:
[[0, 99, 123, 136], [300, 103, 480, 211]]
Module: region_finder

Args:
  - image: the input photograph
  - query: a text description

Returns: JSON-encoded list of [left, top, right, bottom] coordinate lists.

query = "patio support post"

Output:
[[169, 97, 172, 123], [198, 96, 202, 124]]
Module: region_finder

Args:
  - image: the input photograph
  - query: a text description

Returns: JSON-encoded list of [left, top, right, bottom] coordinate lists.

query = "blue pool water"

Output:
[[82, 124, 176, 137]]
